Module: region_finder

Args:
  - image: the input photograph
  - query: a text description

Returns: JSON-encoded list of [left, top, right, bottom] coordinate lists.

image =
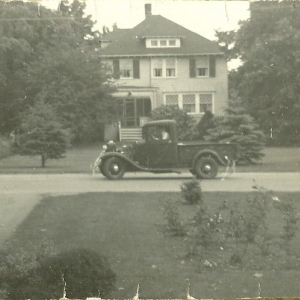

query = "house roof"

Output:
[[101, 29, 130, 42], [99, 15, 222, 57]]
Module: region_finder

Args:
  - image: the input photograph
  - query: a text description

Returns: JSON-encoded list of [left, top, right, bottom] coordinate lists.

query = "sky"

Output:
[[42, 0, 250, 39], [41, 0, 250, 68]]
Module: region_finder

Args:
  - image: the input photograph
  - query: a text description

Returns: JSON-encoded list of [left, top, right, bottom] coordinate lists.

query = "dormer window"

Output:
[[146, 38, 181, 48]]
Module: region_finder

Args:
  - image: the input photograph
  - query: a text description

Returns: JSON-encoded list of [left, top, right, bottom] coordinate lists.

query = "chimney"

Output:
[[145, 3, 152, 18]]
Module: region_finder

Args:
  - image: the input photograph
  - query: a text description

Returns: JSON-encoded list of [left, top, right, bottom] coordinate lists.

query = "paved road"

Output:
[[1, 172, 300, 194]]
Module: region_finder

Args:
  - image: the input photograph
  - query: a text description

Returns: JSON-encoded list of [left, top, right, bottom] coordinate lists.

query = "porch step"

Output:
[[120, 128, 143, 141]]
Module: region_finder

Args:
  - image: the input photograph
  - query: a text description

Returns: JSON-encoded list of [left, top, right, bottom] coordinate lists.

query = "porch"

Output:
[[105, 97, 152, 141]]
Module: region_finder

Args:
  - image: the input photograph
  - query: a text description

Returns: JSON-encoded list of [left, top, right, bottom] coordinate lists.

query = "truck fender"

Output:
[[100, 152, 148, 172], [192, 150, 227, 167]]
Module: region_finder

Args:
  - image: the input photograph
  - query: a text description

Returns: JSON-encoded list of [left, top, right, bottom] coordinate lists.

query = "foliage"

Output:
[[273, 200, 299, 244], [0, 239, 57, 299], [0, 245, 116, 300], [204, 94, 265, 163], [150, 105, 196, 141], [190, 204, 224, 258], [216, 2, 300, 146], [163, 182, 299, 270], [196, 111, 215, 140], [0, 1, 116, 143], [0, 136, 11, 159], [180, 179, 202, 205], [13, 101, 71, 167], [224, 189, 271, 260], [162, 200, 186, 236]]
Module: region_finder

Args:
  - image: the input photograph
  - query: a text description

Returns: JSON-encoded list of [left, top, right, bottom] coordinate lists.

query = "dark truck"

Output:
[[96, 120, 238, 180]]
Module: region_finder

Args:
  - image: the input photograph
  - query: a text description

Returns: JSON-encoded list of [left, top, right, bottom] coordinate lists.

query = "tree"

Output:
[[204, 94, 265, 163], [150, 105, 196, 141], [0, 1, 116, 143], [216, 2, 300, 145], [15, 101, 71, 167], [196, 110, 215, 140]]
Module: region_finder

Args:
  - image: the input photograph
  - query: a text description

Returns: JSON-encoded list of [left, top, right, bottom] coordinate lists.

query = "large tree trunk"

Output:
[[41, 154, 47, 168]]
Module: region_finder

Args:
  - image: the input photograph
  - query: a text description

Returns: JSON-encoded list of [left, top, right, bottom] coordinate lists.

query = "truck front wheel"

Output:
[[195, 157, 218, 179], [102, 157, 126, 180]]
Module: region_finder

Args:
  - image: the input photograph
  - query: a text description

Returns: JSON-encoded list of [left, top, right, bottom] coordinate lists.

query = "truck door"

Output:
[[145, 125, 178, 168]]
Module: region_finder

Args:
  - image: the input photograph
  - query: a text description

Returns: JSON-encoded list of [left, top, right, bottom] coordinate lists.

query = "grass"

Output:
[[7, 191, 300, 299], [0, 143, 105, 174], [0, 145, 300, 174]]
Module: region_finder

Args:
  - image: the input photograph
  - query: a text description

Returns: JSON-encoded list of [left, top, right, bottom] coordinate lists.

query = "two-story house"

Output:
[[100, 4, 228, 141]]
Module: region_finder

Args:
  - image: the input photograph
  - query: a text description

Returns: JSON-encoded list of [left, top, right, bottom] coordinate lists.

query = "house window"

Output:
[[166, 58, 176, 77], [164, 93, 213, 114], [152, 58, 177, 78], [152, 59, 163, 77], [196, 57, 209, 77], [120, 59, 133, 78], [182, 94, 196, 113], [146, 38, 181, 48], [169, 40, 176, 46], [199, 94, 213, 112], [165, 94, 179, 106]]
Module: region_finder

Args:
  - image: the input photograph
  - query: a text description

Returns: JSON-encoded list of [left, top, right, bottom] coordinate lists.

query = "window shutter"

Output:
[[209, 56, 216, 77], [113, 59, 120, 79], [133, 59, 140, 79], [189, 58, 196, 78]]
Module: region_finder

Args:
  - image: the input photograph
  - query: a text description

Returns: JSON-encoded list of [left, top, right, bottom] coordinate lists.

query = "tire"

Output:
[[102, 157, 126, 180], [99, 164, 105, 176], [194, 156, 218, 179]]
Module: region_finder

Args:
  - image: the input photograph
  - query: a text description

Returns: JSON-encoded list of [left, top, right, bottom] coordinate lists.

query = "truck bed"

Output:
[[177, 142, 237, 165]]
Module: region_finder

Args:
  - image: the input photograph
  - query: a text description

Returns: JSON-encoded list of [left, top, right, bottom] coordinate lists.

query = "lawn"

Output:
[[0, 145, 300, 174], [6, 191, 300, 299]]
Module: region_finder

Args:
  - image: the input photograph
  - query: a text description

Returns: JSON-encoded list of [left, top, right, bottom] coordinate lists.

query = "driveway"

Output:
[[0, 172, 299, 247]]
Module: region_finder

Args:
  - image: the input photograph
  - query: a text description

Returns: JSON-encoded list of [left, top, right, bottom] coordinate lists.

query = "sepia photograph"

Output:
[[0, 0, 300, 299]]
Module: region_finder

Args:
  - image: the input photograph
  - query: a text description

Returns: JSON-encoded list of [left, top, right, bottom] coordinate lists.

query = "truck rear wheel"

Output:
[[195, 157, 218, 179], [102, 157, 126, 180]]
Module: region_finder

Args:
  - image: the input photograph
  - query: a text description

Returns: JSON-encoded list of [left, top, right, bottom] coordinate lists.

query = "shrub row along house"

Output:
[[100, 4, 228, 141]]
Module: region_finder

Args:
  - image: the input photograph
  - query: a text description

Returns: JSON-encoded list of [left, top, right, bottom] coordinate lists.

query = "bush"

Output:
[[0, 239, 57, 300], [0, 247, 116, 300], [180, 179, 202, 205], [163, 200, 186, 236], [150, 105, 196, 141], [0, 136, 11, 159]]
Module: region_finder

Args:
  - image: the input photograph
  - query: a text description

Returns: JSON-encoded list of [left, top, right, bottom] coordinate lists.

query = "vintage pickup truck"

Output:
[[95, 120, 238, 180]]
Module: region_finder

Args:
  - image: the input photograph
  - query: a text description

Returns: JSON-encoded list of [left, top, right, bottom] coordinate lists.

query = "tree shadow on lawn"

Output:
[[4, 192, 300, 299]]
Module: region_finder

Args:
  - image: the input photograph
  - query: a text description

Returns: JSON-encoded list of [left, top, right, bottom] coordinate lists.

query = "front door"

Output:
[[122, 98, 151, 127], [123, 99, 136, 127]]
